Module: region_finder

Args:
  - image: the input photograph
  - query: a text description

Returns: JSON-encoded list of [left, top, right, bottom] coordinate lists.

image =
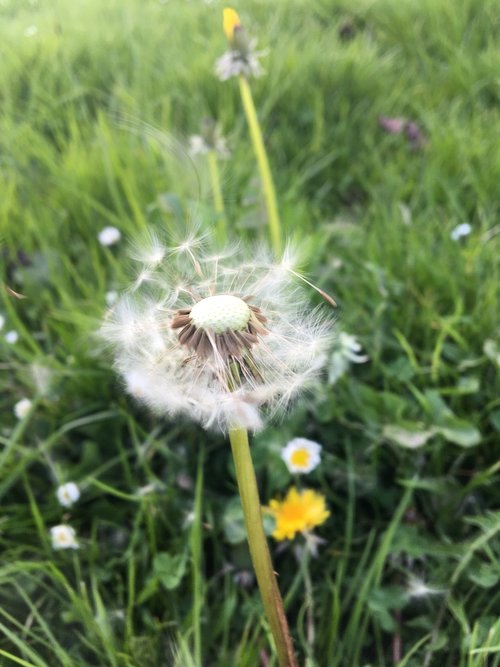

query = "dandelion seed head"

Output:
[[101, 239, 335, 432], [215, 46, 265, 81]]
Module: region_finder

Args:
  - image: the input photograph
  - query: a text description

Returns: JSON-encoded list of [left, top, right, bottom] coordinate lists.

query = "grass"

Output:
[[1, 0, 499, 665]]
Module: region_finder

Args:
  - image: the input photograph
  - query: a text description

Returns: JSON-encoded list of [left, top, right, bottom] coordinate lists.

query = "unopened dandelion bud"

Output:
[[223, 8, 250, 54], [223, 8, 242, 42]]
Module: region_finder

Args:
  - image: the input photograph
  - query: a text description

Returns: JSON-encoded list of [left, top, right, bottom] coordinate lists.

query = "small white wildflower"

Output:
[[0, 314, 5, 331], [5, 330, 19, 344], [50, 524, 79, 550], [100, 236, 335, 433], [24, 25, 38, 37], [105, 290, 119, 306], [406, 577, 443, 598], [98, 226, 122, 247], [14, 398, 32, 420], [328, 332, 369, 384], [450, 223, 472, 241], [56, 482, 80, 508], [136, 482, 159, 496], [281, 438, 322, 474]]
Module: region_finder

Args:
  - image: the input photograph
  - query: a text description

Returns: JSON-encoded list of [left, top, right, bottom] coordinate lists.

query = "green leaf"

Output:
[[467, 562, 500, 589], [153, 552, 186, 591], [455, 376, 480, 394], [136, 576, 160, 605], [222, 497, 247, 544], [436, 417, 481, 447], [383, 423, 436, 449], [483, 339, 500, 367]]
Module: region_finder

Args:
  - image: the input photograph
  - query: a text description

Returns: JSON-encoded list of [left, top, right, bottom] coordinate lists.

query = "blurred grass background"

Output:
[[0, 0, 499, 665]]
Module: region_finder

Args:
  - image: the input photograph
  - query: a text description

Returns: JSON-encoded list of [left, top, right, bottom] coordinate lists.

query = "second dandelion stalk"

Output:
[[238, 75, 282, 256]]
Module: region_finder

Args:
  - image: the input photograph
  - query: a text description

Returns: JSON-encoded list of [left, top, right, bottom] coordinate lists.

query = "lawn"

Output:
[[1, 0, 499, 665]]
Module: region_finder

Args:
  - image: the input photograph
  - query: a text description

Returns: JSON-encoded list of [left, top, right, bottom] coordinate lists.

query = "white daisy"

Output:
[[98, 226, 122, 247], [14, 398, 32, 420], [50, 525, 79, 550], [5, 330, 19, 344], [450, 223, 472, 241], [281, 438, 322, 474], [56, 482, 80, 508]]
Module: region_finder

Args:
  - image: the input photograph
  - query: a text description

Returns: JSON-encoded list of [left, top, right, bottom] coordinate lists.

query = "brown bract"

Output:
[[171, 299, 268, 360]]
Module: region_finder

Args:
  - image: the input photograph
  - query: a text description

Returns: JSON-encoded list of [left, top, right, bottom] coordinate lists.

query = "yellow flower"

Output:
[[223, 8, 242, 42], [266, 487, 330, 541]]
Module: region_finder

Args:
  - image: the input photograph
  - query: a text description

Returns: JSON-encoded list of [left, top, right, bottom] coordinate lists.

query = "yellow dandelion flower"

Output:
[[223, 8, 242, 42], [267, 487, 330, 541]]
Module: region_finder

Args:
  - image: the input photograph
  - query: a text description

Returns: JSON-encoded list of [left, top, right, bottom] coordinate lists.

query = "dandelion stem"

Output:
[[207, 149, 227, 242], [238, 75, 283, 256], [190, 448, 204, 666], [228, 426, 297, 667]]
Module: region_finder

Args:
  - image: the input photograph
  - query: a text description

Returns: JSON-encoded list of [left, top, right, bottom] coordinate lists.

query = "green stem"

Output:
[[229, 426, 297, 667], [207, 149, 227, 242], [238, 75, 283, 257], [190, 448, 204, 666]]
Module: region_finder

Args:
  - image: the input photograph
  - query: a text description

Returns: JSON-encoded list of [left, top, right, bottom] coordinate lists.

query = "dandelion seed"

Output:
[[5, 330, 19, 344], [328, 332, 369, 384], [450, 223, 472, 241], [266, 487, 330, 541], [14, 398, 32, 420], [215, 8, 266, 80], [56, 482, 80, 508], [0, 314, 5, 330], [98, 226, 122, 247], [281, 438, 322, 474], [101, 237, 334, 433], [50, 524, 79, 550], [129, 231, 166, 267]]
